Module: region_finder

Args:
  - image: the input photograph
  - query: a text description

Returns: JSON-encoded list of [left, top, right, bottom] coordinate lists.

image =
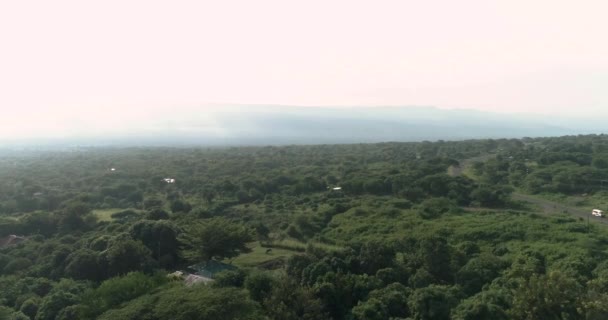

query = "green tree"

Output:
[[105, 239, 153, 276], [81, 272, 167, 318], [20, 298, 40, 319], [244, 271, 276, 302], [353, 283, 410, 320], [183, 218, 253, 261], [56, 305, 82, 320], [356, 241, 396, 275], [313, 272, 382, 319], [213, 269, 247, 288], [64, 249, 104, 281], [509, 271, 583, 320], [152, 286, 263, 320], [0, 307, 11, 320], [202, 188, 216, 204], [145, 208, 170, 220], [58, 201, 96, 233], [418, 197, 454, 219], [451, 288, 510, 320], [408, 285, 458, 320], [35, 291, 79, 320], [455, 254, 505, 295], [170, 199, 192, 213], [352, 298, 388, 320], [2, 258, 32, 275], [11, 311, 30, 320], [20, 212, 57, 237], [470, 185, 513, 207], [143, 197, 163, 210], [583, 276, 608, 319], [592, 155, 608, 169], [418, 235, 453, 283], [262, 275, 326, 320], [130, 220, 181, 267]]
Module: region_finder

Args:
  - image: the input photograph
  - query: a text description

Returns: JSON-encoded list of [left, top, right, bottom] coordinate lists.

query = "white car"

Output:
[[592, 209, 604, 217]]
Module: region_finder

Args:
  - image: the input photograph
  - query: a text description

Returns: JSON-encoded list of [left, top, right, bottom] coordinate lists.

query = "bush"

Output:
[[213, 270, 247, 288], [418, 197, 454, 219], [20, 298, 40, 319], [145, 208, 170, 220], [3, 258, 32, 275], [245, 272, 276, 302], [81, 272, 167, 318]]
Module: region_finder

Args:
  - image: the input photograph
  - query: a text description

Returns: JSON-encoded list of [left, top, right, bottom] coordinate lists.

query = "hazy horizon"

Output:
[[1, 0, 607, 143], [0, 105, 603, 147]]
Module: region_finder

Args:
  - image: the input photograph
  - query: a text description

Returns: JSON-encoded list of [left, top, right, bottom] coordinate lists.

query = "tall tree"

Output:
[[183, 218, 253, 261]]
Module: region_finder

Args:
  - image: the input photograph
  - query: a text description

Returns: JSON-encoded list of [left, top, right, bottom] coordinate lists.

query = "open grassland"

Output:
[[227, 242, 299, 268], [227, 238, 344, 268], [92, 208, 141, 222]]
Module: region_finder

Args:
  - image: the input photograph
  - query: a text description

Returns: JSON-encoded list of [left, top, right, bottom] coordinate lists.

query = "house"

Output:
[[168, 271, 184, 279], [184, 274, 214, 286], [0, 235, 26, 248], [167, 270, 214, 286], [332, 187, 342, 191], [163, 178, 176, 184]]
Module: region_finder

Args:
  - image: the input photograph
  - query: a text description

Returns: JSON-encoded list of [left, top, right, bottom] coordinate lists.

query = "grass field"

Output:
[[93, 208, 133, 221], [227, 242, 299, 268], [228, 240, 344, 268], [269, 238, 343, 252]]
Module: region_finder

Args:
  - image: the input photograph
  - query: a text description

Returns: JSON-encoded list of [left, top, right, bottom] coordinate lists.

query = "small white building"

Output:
[[164, 178, 176, 184], [332, 187, 342, 191]]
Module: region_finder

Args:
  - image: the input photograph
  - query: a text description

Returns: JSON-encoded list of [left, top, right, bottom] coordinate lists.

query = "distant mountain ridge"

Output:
[[0, 106, 600, 147], [157, 105, 594, 145]]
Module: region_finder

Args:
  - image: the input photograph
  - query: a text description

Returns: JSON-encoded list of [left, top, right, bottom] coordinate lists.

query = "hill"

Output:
[[1, 106, 600, 147]]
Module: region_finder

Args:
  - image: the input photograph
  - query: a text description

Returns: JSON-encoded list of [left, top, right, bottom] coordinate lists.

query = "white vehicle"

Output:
[[592, 209, 604, 217]]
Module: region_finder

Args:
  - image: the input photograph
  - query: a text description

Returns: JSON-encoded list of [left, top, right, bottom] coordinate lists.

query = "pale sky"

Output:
[[1, 0, 607, 139]]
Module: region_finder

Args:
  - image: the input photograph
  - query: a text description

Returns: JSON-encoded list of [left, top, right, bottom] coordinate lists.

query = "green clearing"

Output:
[[227, 242, 299, 268], [268, 238, 343, 252], [92, 208, 136, 222], [229, 240, 343, 268]]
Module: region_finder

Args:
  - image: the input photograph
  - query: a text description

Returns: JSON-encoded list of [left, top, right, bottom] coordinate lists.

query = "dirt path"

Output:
[[451, 153, 607, 224], [512, 192, 608, 224]]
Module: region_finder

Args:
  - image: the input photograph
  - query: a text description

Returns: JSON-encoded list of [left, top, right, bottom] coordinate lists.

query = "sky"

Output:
[[0, 0, 607, 140]]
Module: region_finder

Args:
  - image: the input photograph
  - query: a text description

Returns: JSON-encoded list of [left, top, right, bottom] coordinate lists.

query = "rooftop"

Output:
[[189, 260, 236, 279]]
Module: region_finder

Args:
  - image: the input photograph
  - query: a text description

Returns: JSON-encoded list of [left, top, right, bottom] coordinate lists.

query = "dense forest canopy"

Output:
[[2, 135, 608, 319]]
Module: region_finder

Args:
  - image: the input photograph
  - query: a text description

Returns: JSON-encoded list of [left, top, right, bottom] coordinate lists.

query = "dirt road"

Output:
[[512, 192, 608, 225], [450, 153, 606, 224]]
